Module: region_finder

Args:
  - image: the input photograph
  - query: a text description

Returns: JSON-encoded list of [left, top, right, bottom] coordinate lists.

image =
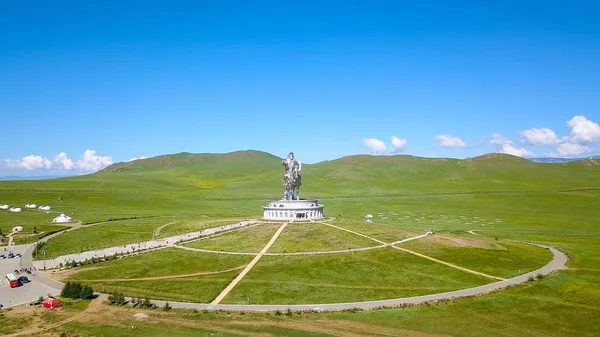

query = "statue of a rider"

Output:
[[282, 152, 302, 200]]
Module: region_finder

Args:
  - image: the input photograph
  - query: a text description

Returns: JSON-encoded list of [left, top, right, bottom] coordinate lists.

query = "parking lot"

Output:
[[0, 244, 61, 309]]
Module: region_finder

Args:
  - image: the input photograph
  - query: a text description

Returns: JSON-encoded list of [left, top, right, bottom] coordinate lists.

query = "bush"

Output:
[[528, 275, 535, 282], [536, 273, 544, 280], [163, 302, 172, 311], [275, 309, 282, 316], [108, 292, 126, 306], [286, 308, 293, 316]]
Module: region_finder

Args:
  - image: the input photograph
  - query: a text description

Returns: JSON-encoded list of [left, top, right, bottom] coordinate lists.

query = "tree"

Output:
[[80, 285, 94, 300]]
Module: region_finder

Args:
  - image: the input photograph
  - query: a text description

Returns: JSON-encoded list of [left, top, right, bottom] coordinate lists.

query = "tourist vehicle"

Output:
[[5, 273, 19, 288]]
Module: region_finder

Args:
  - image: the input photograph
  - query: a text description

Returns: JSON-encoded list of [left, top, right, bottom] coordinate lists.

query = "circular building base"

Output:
[[262, 199, 325, 221]]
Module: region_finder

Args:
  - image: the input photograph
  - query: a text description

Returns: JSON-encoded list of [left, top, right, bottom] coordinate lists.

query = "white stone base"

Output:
[[262, 199, 325, 221]]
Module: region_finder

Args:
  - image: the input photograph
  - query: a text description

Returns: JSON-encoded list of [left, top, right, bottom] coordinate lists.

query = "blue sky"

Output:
[[1, 1, 599, 176]]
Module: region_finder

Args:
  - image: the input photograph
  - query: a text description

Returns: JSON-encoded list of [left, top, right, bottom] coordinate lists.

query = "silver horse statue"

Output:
[[282, 152, 302, 200]]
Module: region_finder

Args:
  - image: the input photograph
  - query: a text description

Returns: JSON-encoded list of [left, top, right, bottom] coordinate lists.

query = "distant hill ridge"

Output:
[[101, 151, 599, 173], [2, 151, 598, 196]]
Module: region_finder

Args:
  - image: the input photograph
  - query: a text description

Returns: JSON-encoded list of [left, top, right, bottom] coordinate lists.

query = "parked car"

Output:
[[7, 253, 14, 258], [15, 253, 22, 258], [0, 255, 5, 259], [18, 276, 30, 284]]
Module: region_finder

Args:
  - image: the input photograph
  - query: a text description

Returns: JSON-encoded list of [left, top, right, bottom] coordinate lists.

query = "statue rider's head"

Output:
[[288, 152, 294, 160]]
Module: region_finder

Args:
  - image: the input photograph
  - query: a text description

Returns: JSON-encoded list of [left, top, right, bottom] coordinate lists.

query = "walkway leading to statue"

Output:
[[209, 222, 288, 306]]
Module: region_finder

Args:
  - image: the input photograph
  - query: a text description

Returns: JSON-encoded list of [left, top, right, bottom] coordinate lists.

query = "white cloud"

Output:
[[362, 138, 387, 155], [490, 133, 534, 157], [435, 135, 467, 148], [521, 128, 561, 146], [53, 152, 75, 170], [5, 155, 52, 170], [390, 136, 408, 153], [2, 150, 113, 172], [75, 149, 113, 171], [547, 143, 592, 158], [126, 156, 147, 162], [566, 115, 600, 144]]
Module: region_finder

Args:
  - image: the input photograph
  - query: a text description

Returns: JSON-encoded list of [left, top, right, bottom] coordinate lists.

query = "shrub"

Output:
[[286, 308, 293, 316], [163, 302, 172, 311], [528, 275, 535, 282], [536, 273, 544, 280], [275, 309, 282, 316], [108, 292, 126, 306]]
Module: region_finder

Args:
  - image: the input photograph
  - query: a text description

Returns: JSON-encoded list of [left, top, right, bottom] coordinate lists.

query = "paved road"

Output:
[[33, 220, 259, 270], [1, 220, 258, 309], [0, 244, 60, 309]]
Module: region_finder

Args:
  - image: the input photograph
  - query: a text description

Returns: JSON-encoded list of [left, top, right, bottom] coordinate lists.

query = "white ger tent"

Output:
[[0, 204, 9, 210], [53, 214, 73, 223], [38, 205, 51, 211], [25, 204, 37, 209], [9, 207, 22, 212], [12, 226, 24, 232]]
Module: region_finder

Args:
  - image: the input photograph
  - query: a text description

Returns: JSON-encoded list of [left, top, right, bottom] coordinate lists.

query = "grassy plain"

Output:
[[183, 223, 281, 253], [1, 152, 599, 335], [267, 222, 378, 253], [68, 248, 252, 280], [223, 247, 490, 304], [401, 235, 554, 278]]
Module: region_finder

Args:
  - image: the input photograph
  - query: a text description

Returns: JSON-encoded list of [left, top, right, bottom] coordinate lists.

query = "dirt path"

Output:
[[4, 297, 103, 337], [319, 222, 388, 245], [71, 265, 248, 282], [391, 245, 505, 281], [209, 223, 287, 306]]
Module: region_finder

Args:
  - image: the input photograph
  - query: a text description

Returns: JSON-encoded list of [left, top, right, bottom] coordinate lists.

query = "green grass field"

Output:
[[69, 248, 252, 280], [183, 223, 281, 253], [401, 235, 554, 278], [223, 247, 491, 304], [267, 222, 379, 253], [1, 152, 600, 335]]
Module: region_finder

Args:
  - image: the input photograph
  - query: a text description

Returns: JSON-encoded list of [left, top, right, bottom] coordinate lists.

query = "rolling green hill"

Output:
[[1, 151, 599, 200]]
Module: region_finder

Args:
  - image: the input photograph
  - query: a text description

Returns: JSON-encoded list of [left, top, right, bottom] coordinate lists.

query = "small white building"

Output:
[[53, 214, 73, 223], [38, 205, 51, 211], [0, 204, 9, 210], [9, 207, 22, 213], [12, 226, 24, 232]]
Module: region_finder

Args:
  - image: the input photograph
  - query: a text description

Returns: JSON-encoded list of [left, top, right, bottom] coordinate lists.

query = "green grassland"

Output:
[[1, 151, 600, 335], [69, 248, 252, 280], [267, 222, 378, 253], [401, 235, 554, 278], [36, 218, 173, 259], [183, 223, 281, 253], [223, 247, 491, 304], [0, 209, 70, 245], [157, 218, 244, 238], [85, 272, 241, 303]]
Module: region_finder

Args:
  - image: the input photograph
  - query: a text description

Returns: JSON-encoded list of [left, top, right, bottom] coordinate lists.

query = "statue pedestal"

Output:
[[262, 199, 325, 221]]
